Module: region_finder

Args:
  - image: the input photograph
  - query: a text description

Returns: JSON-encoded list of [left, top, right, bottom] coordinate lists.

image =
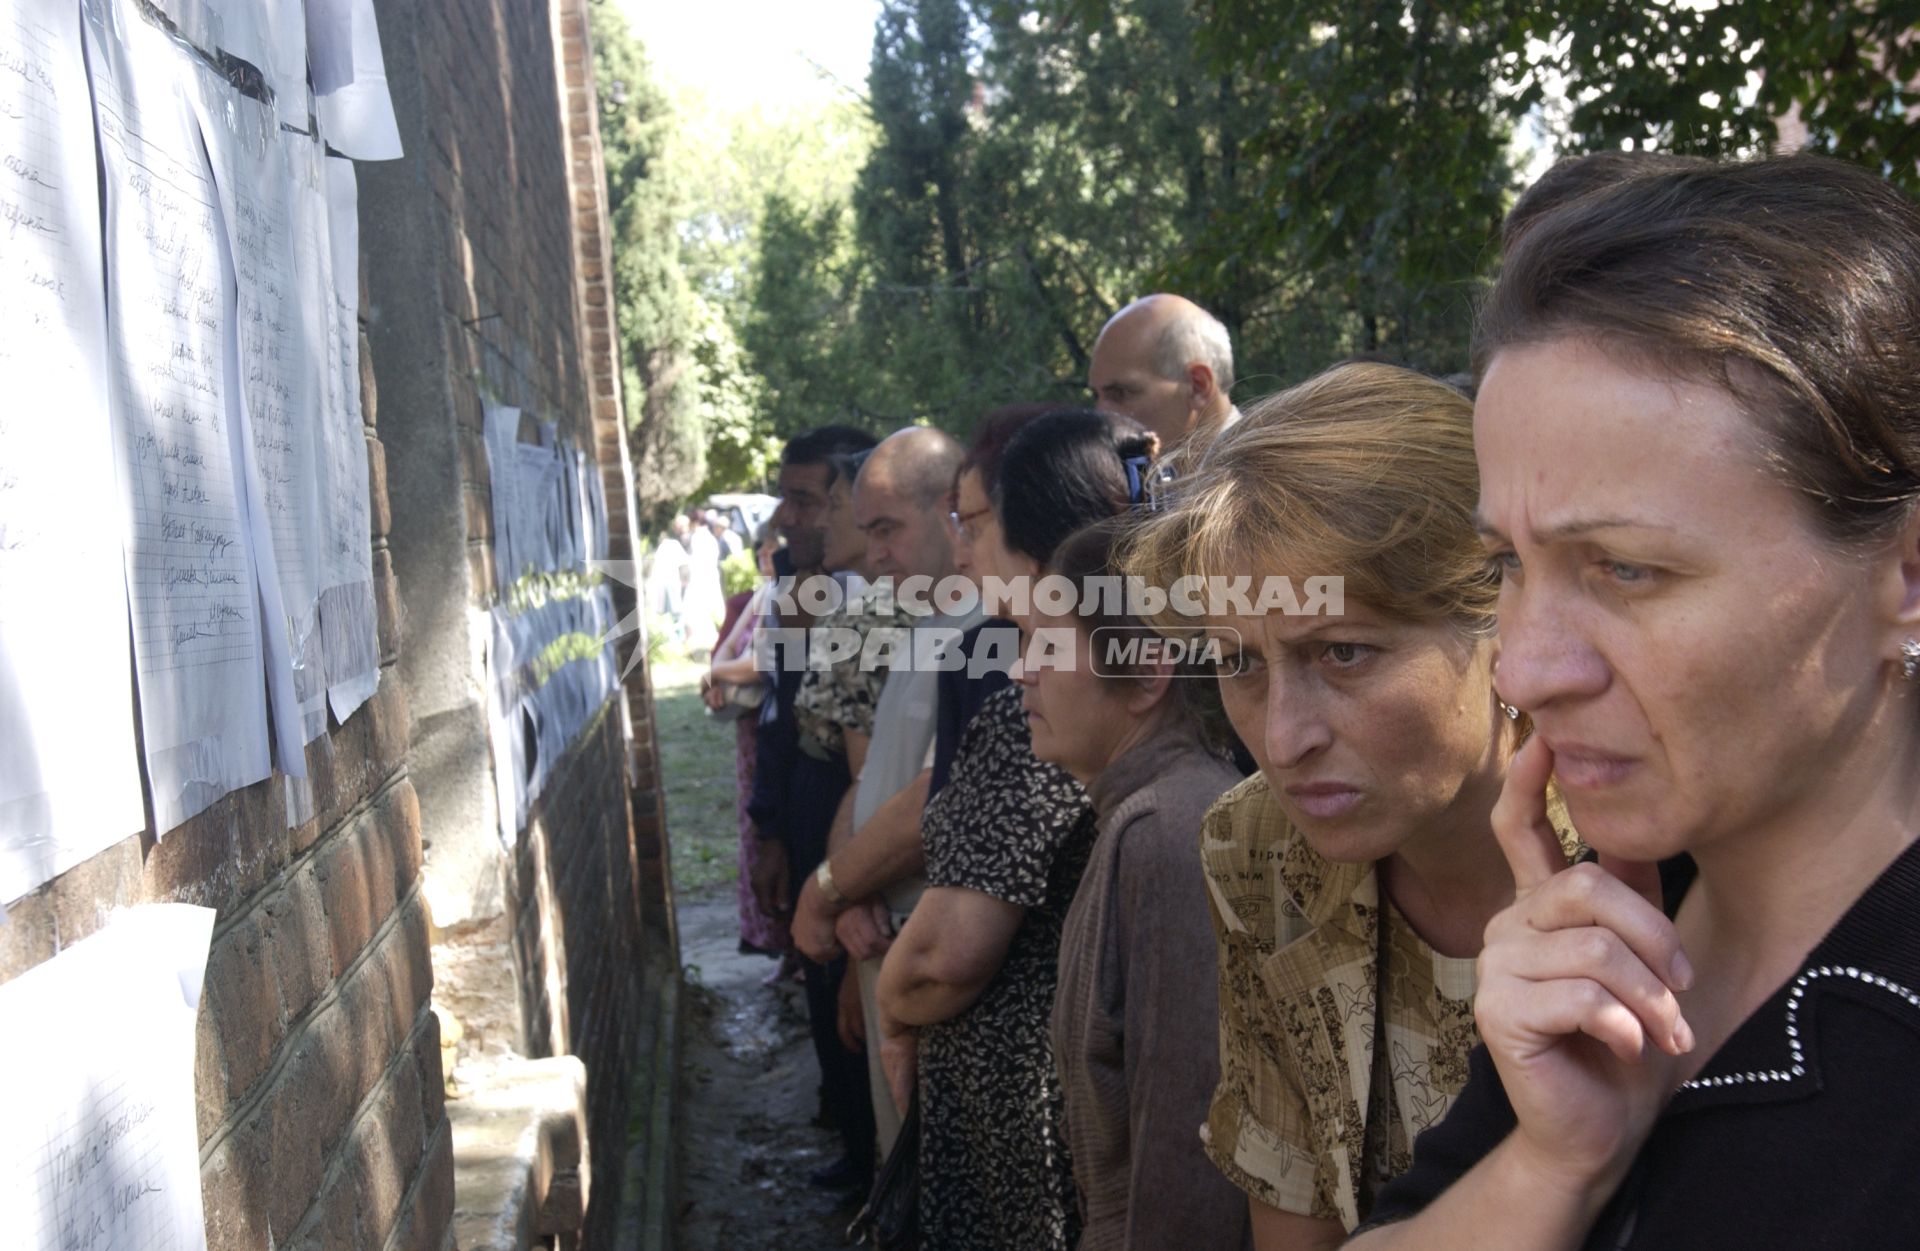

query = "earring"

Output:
[[1500, 701, 1521, 721], [1903, 638, 1920, 681]]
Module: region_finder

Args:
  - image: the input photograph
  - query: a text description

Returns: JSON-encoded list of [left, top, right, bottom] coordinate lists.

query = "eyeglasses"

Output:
[[949, 505, 991, 542]]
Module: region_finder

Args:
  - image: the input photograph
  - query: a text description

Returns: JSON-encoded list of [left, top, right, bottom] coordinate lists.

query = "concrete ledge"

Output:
[[449, 1054, 589, 1251]]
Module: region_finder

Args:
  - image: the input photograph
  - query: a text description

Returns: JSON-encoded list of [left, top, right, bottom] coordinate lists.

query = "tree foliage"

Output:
[[745, 0, 1372, 435], [592, 1, 706, 513], [657, 0, 1920, 478], [592, 0, 873, 508], [1506, 0, 1920, 185]]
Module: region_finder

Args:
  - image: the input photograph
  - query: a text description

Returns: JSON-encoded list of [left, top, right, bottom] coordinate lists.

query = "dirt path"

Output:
[[672, 887, 858, 1251], [650, 653, 857, 1250]]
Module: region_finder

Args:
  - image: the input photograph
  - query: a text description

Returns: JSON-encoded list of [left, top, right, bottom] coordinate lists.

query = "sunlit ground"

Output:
[[651, 650, 744, 897]]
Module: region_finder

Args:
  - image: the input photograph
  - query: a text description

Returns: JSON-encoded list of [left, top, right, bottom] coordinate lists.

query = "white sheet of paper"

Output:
[[186, 0, 307, 129], [483, 404, 523, 594], [312, 0, 397, 160], [301, 0, 349, 96], [0, 903, 214, 1249], [316, 154, 377, 719], [0, 0, 147, 903], [190, 70, 328, 749], [86, 0, 272, 832]]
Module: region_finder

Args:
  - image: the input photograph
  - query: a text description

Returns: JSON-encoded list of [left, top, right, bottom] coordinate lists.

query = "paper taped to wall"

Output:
[[0, 903, 215, 1249], [86, 0, 274, 832], [0, 0, 148, 902]]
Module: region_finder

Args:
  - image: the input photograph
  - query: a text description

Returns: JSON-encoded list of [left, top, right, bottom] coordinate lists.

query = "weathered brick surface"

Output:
[[388, 1118, 457, 1251], [369, 435, 393, 538], [506, 702, 647, 1250], [375, 547, 405, 661], [204, 912, 286, 1096], [0, 3, 623, 1250], [268, 864, 334, 1023]]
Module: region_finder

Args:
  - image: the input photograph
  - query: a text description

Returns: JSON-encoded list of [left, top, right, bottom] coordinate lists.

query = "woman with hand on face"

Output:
[[1124, 362, 1578, 1249], [1352, 155, 1920, 1250], [1025, 517, 1251, 1251], [875, 409, 1152, 1251]]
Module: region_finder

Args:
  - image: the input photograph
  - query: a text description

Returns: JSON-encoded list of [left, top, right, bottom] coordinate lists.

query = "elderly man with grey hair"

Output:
[[1087, 293, 1241, 451]]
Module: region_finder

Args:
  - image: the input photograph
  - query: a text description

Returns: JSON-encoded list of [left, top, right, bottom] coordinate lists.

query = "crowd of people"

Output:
[[688, 150, 1920, 1250], [650, 506, 747, 653]]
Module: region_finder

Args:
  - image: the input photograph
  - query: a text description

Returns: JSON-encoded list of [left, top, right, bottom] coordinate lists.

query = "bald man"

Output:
[[792, 426, 1001, 1160], [1088, 293, 1240, 450]]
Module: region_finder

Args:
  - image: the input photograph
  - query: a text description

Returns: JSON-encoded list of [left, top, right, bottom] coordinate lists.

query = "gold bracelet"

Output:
[[814, 859, 847, 909]]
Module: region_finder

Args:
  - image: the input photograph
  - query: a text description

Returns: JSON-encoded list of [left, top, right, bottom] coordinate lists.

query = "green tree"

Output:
[[743, 193, 876, 435], [744, 0, 1325, 432], [1507, 0, 1920, 186], [591, 1, 706, 513]]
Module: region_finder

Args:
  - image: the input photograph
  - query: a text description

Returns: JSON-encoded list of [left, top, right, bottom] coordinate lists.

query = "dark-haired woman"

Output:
[[1031, 518, 1251, 1251], [1353, 154, 1920, 1248], [875, 410, 1155, 1251]]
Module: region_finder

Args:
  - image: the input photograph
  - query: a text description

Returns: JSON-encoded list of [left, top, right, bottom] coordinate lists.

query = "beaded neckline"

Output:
[[1679, 964, 1920, 1091]]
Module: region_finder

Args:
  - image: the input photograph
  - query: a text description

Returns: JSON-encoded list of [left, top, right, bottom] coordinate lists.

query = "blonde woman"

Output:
[[1126, 363, 1576, 1247]]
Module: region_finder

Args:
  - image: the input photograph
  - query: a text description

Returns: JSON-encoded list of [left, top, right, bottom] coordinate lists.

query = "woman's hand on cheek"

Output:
[[1473, 736, 1694, 1195]]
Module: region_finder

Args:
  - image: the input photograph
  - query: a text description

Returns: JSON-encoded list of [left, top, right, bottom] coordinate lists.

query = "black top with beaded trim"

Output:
[[1358, 836, 1920, 1248]]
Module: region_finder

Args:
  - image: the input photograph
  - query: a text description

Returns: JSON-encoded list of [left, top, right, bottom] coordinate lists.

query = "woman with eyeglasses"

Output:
[[875, 409, 1154, 1250], [1350, 154, 1920, 1250]]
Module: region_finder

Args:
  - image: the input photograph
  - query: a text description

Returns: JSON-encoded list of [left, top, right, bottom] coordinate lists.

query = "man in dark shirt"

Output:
[[744, 424, 878, 1189]]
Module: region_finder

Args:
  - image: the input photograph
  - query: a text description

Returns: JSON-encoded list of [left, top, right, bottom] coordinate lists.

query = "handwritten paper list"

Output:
[[0, 0, 146, 903], [0, 903, 215, 1249], [86, 0, 270, 831]]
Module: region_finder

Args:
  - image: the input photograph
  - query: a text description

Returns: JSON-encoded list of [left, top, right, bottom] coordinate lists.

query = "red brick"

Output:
[[303, 1078, 410, 1251], [385, 1121, 456, 1251], [193, 990, 230, 1144], [386, 896, 437, 1028], [204, 913, 286, 1098], [143, 774, 290, 916], [264, 1022, 349, 1237], [368, 674, 412, 790], [337, 950, 399, 1104], [0, 842, 130, 985], [464, 486, 492, 541], [386, 1023, 430, 1172], [410, 1008, 447, 1133], [387, 779, 425, 899], [367, 435, 391, 538], [267, 866, 332, 1022], [199, 1105, 275, 1251], [361, 802, 400, 936], [457, 424, 489, 484], [467, 544, 494, 604], [315, 820, 374, 978], [375, 547, 404, 660]]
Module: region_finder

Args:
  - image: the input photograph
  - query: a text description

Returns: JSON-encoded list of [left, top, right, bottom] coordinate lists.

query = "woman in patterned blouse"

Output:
[[875, 409, 1155, 1251], [1124, 362, 1577, 1247]]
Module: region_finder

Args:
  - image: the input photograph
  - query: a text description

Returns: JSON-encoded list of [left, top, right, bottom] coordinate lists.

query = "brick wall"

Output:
[[365, 0, 671, 1246], [0, 287, 450, 1251], [3, 0, 661, 1245], [552, 0, 675, 942]]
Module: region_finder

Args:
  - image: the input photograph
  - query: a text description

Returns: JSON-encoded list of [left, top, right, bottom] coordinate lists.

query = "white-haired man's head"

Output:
[[1087, 293, 1236, 449]]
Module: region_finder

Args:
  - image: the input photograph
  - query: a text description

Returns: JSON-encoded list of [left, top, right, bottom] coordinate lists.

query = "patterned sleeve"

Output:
[[794, 603, 902, 751], [923, 687, 1086, 907], [1197, 783, 1330, 1219]]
